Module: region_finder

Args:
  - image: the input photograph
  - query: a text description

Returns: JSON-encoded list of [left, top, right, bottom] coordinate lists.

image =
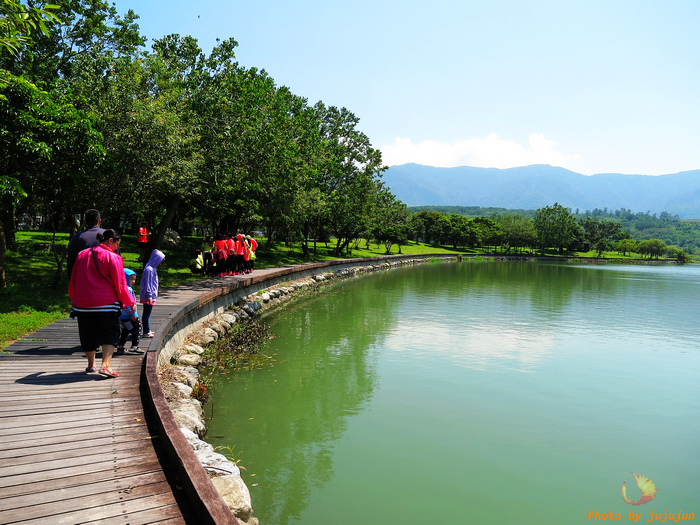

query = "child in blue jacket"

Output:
[[117, 268, 143, 353]]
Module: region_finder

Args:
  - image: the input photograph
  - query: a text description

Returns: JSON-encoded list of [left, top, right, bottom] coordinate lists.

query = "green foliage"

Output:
[[0, 0, 60, 58], [494, 214, 536, 254], [637, 238, 667, 259], [533, 203, 580, 254], [579, 216, 625, 257], [409, 205, 537, 218]]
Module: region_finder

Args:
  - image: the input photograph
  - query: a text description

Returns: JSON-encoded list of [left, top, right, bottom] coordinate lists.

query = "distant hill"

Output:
[[382, 164, 700, 219]]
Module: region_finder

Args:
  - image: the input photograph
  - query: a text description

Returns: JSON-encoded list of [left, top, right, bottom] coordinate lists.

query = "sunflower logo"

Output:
[[622, 472, 658, 506]]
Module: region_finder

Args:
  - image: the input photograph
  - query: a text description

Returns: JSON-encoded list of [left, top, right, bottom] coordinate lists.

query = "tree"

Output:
[[614, 238, 638, 257], [314, 103, 385, 256], [0, 176, 25, 287], [369, 186, 409, 254], [446, 214, 477, 249], [0, 0, 60, 59], [470, 216, 503, 252], [2, 0, 144, 85], [496, 214, 536, 254], [0, 0, 61, 287], [0, 71, 104, 287], [410, 210, 444, 244], [533, 203, 578, 254], [638, 239, 667, 259], [579, 217, 624, 257]]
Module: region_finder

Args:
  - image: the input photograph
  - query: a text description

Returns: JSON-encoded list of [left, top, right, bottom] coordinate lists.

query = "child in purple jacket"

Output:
[[140, 249, 165, 338]]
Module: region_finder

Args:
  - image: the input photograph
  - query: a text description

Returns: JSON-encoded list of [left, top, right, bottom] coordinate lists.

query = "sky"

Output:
[[110, 0, 700, 176]]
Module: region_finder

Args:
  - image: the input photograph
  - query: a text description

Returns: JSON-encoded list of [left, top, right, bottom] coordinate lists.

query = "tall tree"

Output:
[[2, 0, 144, 85], [495, 214, 536, 254], [314, 103, 385, 255], [533, 203, 579, 254], [579, 217, 624, 257], [0, 71, 103, 286], [369, 186, 409, 254]]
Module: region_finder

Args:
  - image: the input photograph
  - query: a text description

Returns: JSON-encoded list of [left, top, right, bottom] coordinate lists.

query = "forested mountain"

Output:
[[383, 164, 700, 219]]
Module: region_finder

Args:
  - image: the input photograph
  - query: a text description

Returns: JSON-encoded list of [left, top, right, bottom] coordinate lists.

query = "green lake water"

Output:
[[206, 260, 700, 524]]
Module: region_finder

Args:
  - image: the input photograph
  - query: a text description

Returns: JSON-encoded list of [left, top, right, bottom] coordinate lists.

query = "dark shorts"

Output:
[[76, 311, 120, 351]]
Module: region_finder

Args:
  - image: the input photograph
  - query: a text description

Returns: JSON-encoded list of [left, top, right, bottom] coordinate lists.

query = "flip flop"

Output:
[[99, 367, 120, 378], [85, 366, 97, 373]]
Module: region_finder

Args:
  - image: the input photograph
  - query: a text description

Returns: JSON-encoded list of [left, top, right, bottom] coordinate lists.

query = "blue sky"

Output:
[[111, 0, 700, 176]]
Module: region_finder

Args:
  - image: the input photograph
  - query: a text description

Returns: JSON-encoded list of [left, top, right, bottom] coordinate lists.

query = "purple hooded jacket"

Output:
[[139, 249, 165, 303]]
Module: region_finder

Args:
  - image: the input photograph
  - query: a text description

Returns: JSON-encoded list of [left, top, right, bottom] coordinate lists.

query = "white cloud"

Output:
[[381, 133, 580, 171]]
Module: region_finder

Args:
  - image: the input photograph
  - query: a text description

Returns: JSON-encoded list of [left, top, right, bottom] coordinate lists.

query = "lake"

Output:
[[206, 260, 700, 524]]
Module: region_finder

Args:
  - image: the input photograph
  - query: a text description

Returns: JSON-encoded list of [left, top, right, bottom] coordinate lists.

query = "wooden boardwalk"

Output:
[[0, 275, 246, 525]]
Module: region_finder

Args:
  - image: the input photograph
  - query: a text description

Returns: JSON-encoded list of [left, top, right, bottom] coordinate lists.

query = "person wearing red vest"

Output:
[[234, 233, 246, 275], [247, 235, 258, 272], [137, 223, 149, 262], [213, 234, 228, 277], [224, 234, 236, 276]]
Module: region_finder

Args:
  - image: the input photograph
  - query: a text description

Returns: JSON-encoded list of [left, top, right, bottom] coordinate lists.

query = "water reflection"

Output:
[[207, 273, 408, 524]]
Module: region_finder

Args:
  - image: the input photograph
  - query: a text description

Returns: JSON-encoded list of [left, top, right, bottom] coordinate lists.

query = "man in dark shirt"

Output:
[[66, 209, 105, 278]]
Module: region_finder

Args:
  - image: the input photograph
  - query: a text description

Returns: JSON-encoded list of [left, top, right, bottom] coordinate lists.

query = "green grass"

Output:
[[0, 232, 679, 350]]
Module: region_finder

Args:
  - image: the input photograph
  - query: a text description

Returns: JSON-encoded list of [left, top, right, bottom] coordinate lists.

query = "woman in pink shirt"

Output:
[[69, 229, 134, 378]]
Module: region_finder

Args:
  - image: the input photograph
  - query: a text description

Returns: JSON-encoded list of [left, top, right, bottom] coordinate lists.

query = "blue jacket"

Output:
[[121, 268, 139, 319], [140, 250, 165, 303]]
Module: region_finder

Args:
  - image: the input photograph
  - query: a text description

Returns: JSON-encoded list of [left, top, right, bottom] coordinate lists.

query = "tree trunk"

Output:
[[145, 196, 181, 266], [50, 230, 68, 290], [302, 221, 311, 258], [0, 219, 6, 288], [0, 206, 16, 249]]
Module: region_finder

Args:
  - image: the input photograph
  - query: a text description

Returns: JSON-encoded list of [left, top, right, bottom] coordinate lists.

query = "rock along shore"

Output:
[[159, 256, 457, 524]]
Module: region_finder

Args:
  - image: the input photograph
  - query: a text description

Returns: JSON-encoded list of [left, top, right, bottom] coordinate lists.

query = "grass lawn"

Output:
[[0, 232, 673, 350]]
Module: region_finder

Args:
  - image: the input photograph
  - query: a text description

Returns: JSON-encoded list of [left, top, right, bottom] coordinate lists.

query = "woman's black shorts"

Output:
[[76, 310, 120, 351]]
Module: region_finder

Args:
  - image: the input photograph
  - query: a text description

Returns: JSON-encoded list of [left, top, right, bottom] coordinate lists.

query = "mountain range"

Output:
[[381, 164, 700, 219]]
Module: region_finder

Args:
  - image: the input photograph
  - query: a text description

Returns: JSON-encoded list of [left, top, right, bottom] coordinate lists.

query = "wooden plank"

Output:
[[148, 517, 189, 525], [0, 419, 145, 444], [0, 405, 147, 432], [0, 397, 143, 422], [0, 271, 277, 523], [0, 427, 152, 459], [0, 391, 142, 411], [0, 460, 164, 500], [0, 479, 175, 523], [4, 491, 182, 525], [0, 448, 158, 483], [1, 435, 155, 467], [83, 503, 186, 525], [0, 470, 169, 512]]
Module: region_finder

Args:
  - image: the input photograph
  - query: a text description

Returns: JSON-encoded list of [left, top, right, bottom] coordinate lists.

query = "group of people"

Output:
[[189, 233, 258, 277], [67, 210, 164, 378]]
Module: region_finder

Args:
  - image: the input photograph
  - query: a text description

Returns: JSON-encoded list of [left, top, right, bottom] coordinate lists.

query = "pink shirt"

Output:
[[69, 244, 134, 309]]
